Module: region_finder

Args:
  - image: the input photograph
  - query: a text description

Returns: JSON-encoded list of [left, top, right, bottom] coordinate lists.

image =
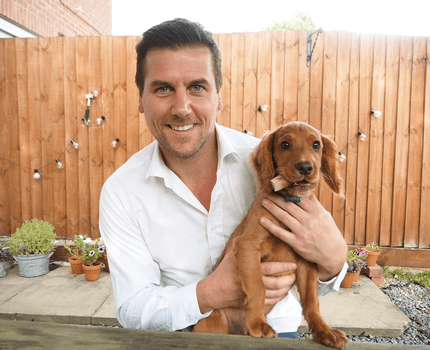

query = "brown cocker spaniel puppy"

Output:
[[194, 122, 347, 349]]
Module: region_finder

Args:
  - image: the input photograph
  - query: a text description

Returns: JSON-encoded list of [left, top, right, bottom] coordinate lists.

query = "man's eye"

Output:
[[157, 87, 170, 93], [192, 85, 203, 92]]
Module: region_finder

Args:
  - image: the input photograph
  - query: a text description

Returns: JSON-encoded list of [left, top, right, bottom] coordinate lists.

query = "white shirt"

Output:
[[99, 123, 347, 333]]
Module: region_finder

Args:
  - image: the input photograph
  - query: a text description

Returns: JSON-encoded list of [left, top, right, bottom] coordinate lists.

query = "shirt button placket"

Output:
[[207, 183, 225, 267]]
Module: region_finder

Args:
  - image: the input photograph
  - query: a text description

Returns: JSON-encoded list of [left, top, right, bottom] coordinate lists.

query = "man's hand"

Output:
[[197, 251, 296, 314], [260, 193, 347, 281], [261, 261, 296, 307]]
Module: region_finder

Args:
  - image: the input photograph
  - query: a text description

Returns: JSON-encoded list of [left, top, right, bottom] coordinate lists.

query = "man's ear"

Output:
[[138, 97, 144, 114], [217, 93, 223, 111]]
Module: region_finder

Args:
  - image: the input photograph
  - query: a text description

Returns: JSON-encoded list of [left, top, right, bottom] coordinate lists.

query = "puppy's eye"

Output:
[[280, 141, 291, 150], [312, 141, 321, 151]]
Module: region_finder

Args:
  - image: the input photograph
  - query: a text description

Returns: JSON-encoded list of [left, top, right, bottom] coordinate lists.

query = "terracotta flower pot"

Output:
[[365, 250, 381, 267], [102, 252, 109, 273], [341, 271, 360, 288], [83, 261, 103, 282], [352, 270, 360, 282], [69, 256, 84, 275]]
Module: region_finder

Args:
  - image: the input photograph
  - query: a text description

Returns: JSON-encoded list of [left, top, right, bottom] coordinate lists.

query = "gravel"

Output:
[[298, 277, 430, 346], [346, 278, 430, 346]]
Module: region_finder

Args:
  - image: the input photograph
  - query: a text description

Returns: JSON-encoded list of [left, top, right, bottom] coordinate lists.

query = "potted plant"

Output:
[[65, 235, 91, 275], [0, 237, 14, 277], [81, 238, 104, 282], [7, 219, 56, 277], [97, 239, 109, 272], [364, 242, 382, 267], [341, 249, 367, 288]]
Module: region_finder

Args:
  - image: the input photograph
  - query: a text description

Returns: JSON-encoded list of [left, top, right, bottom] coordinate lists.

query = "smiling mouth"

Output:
[[169, 124, 195, 131]]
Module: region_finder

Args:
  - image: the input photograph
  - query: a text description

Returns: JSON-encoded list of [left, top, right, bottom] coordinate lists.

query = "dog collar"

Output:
[[284, 194, 301, 204]]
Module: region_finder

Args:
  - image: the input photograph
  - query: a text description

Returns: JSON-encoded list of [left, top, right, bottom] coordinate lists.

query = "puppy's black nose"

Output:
[[296, 162, 314, 176]]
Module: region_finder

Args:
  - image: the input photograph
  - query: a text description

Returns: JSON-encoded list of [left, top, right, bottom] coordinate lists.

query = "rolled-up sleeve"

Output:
[[317, 262, 348, 296]]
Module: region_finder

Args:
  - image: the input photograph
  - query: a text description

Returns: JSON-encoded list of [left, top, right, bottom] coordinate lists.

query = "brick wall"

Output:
[[0, 0, 111, 37]]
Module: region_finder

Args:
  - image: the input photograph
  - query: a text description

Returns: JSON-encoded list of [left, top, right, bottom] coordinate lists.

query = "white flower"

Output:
[[79, 235, 84, 239], [84, 238, 92, 244]]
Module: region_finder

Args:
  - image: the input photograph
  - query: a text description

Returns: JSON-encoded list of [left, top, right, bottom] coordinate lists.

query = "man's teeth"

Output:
[[170, 124, 194, 131]]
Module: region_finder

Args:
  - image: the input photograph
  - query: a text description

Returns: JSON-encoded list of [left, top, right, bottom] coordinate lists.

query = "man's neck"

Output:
[[160, 133, 218, 211]]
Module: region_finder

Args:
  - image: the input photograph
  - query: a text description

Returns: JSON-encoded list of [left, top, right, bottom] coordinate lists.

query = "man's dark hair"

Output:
[[135, 18, 223, 96]]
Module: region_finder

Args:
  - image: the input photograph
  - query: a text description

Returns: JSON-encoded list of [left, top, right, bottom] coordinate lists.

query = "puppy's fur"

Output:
[[193, 122, 347, 349]]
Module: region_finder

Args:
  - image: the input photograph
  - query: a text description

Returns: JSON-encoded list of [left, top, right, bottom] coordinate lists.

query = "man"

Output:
[[99, 18, 347, 336]]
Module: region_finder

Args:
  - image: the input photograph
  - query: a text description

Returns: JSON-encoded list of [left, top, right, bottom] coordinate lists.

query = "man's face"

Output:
[[138, 46, 223, 163]]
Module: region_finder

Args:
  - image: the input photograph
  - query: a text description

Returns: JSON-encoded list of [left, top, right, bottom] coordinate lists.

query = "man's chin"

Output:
[[159, 140, 206, 162]]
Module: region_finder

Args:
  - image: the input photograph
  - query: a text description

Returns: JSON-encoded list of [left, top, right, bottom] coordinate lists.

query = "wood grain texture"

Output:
[[0, 33, 428, 256]]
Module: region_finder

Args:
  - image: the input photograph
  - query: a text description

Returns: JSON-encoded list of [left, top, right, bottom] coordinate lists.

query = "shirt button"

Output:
[[211, 226, 216, 231]]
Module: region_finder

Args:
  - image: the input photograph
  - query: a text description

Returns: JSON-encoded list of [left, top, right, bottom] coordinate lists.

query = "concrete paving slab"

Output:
[[91, 288, 121, 326], [0, 266, 113, 325], [0, 265, 40, 305], [300, 276, 411, 337], [0, 267, 412, 338]]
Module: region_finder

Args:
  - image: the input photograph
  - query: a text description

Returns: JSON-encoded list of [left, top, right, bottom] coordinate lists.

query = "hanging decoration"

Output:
[[337, 109, 382, 163], [243, 104, 270, 136], [1, 92, 382, 178], [0, 92, 132, 179]]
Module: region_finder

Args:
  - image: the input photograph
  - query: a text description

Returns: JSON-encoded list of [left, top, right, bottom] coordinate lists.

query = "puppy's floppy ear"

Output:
[[321, 134, 344, 195], [250, 130, 276, 194]]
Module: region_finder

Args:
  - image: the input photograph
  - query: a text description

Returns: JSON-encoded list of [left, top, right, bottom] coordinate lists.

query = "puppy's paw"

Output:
[[247, 319, 277, 338], [312, 325, 347, 349]]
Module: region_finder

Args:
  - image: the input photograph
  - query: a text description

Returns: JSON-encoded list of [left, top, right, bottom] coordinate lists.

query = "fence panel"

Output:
[[0, 32, 429, 252], [420, 41, 430, 249], [380, 36, 400, 247], [392, 37, 413, 247], [366, 35, 386, 245], [404, 37, 426, 247], [332, 31, 350, 238]]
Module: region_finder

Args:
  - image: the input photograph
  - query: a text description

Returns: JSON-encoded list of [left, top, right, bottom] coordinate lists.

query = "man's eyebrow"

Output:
[[189, 78, 210, 86], [149, 80, 171, 89]]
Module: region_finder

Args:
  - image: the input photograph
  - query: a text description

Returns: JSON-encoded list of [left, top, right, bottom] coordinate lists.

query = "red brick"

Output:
[[1, 0, 111, 37], [363, 264, 384, 278], [371, 277, 385, 285]]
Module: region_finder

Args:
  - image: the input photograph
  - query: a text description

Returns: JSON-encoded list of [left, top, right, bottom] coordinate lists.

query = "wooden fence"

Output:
[[0, 31, 429, 253]]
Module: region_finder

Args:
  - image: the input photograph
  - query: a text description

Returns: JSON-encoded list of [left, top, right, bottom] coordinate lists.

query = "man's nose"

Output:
[[171, 90, 192, 116]]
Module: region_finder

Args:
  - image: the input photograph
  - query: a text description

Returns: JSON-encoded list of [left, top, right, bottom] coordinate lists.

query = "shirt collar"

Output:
[[145, 142, 169, 180], [214, 122, 240, 167], [145, 123, 240, 181]]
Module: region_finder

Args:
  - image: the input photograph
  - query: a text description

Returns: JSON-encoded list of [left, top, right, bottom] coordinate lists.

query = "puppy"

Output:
[[193, 122, 347, 349]]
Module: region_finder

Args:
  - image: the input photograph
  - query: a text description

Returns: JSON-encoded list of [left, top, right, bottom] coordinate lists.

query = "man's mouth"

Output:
[[169, 124, 195, 131]]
